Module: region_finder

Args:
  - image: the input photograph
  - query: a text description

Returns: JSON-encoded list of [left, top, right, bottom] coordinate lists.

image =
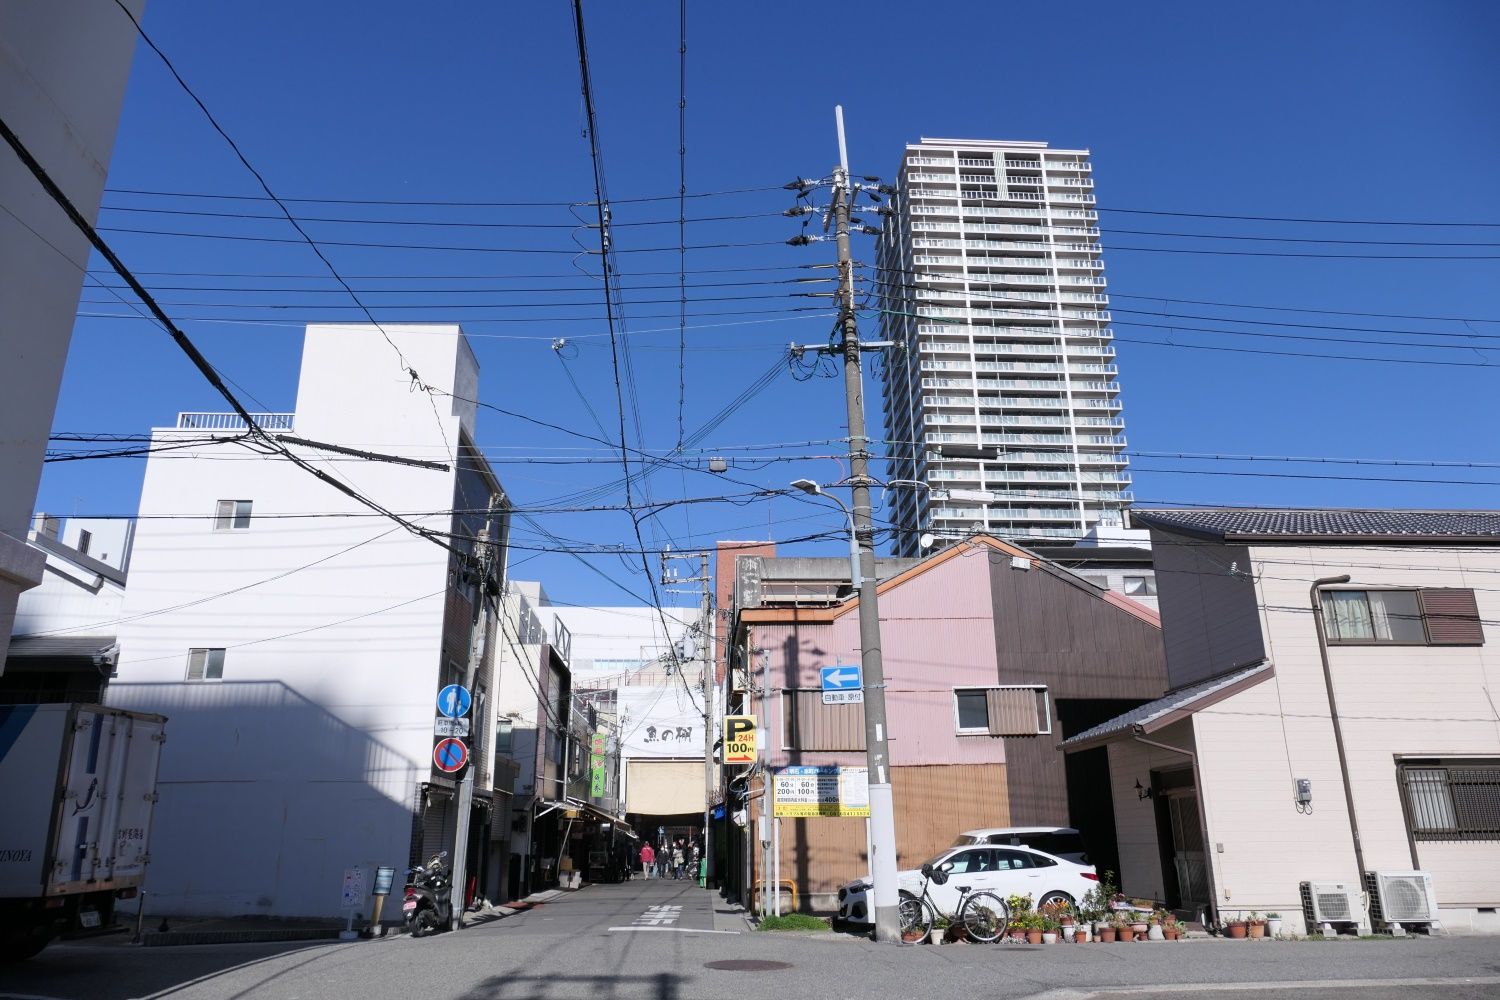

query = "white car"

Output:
[[837, 840, 1098, 926]]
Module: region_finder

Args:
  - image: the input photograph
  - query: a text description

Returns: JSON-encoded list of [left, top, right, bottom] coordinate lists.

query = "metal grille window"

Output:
[[953, 686, 1051, 736], [186, 647, 225, 682], [1400, 760, 1500, 841], [1321, 588, 1483, 646], [214, 500, 253, 530]]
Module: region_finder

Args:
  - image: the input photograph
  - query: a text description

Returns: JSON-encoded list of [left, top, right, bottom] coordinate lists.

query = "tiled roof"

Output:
[[1060, 661, 1272, 750], [1133, 508, 1500, 542]]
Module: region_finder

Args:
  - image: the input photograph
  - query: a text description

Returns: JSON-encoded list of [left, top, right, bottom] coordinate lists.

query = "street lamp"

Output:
[[791, 479, 861, 588], [788, 476, 902, 943]]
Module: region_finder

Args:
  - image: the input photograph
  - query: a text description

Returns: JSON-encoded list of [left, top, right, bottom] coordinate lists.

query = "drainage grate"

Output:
[[704, 960, 793, 972]]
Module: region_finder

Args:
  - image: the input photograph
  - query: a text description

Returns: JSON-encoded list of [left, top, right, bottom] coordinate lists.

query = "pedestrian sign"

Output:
[[433, 737, 469, 773], [820, 664, 863, 705], [436, 684, 472, 719]]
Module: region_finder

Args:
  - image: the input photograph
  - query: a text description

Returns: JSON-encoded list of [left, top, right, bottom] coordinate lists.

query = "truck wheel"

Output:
[[1, 926, 53, 962]]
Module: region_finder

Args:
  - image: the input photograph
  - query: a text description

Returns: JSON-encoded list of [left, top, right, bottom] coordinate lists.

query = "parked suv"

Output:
[[950, 826, 1090, 865], [836, 831, 1097, 927]]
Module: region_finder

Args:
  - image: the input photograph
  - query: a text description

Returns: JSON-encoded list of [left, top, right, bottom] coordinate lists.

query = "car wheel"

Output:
[[1038, 890, 1075, 911]]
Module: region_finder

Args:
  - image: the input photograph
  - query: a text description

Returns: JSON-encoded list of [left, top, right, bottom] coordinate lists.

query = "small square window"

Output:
[[215, 500, 252, 530], [1124, 576, 1157, 596], [955, 690, 989, 731], [186, 647, 225, 682]]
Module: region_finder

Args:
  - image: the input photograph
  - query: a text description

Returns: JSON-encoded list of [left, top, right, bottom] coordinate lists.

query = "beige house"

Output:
[[1065, 509, 1500, 935]]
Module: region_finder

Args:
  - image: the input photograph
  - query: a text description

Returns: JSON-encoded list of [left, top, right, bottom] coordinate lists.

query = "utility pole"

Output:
[[451, 511, 497, 930], [829, 105, 901, 943]]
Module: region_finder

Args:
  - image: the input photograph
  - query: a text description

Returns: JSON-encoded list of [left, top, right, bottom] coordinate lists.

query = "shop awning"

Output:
[[1060, 660, 1273, 753]]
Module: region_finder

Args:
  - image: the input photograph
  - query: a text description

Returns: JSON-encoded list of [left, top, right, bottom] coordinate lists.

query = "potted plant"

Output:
[[1266, 912, 1283, 937], [1040, 898, 1073, 942], [1247, 911, 1266, 939], [1074, 921, 1091, 943], [1041, 917, 1059, 945], [1162, 913, 1182, 940], [1097, 918, 1117, 943], [1130, 910, 1149, 939], [1225, 913, 1248, 939], [1115, 913, 1135, 943], [1147, 909, 1166, 941]]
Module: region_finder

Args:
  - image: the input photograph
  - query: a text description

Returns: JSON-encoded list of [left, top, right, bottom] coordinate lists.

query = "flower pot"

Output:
[[1248, 921, 1266, 939], [1164, 928, 1180, 940], [1075, 928, 1090, 944], [1098, 926, 1117, 942], [1148, 923, 1165, 941], [1226, 922, 1248, 939], [1042, 932, 1058, 944], [1026, 930, 1044, 945], [1267, 919, 1283, 937], [1118, 927, 1135, 942], [1009, 929, 1027, 943]]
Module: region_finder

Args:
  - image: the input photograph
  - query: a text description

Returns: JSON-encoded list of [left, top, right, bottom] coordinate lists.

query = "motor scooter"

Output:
[[402, 852, 453, 937]]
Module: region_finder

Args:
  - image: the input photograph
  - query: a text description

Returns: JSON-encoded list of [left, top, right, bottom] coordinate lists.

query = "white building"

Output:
[[0, 0, 142, 669], [106, 323, 511, 919], [1067, 509, 1500, 935], [3, 516, 133, 703], [876, 137, 1130, 552]]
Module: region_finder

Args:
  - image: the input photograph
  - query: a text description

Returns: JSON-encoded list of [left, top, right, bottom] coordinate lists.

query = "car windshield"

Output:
[[920, 850, 958, 870]]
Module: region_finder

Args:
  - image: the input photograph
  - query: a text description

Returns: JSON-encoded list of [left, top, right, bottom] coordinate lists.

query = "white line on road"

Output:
[[1031, 975, 1500, 1000], [607, 926, 741, 934]]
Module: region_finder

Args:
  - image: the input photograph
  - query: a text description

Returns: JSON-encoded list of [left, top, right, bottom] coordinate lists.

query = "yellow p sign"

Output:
[[723, 715, 757, 765]]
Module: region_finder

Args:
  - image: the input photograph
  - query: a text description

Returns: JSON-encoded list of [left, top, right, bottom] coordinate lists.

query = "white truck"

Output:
[[0, 703, 165, 960]]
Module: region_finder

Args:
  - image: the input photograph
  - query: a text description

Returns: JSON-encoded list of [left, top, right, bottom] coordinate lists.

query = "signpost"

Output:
[[590, 731, 606, 799], [339, 867, 365, 940], [436, 683, 472, 719], [366, 865, 396, 937], [772, 765, 869, 817], [820, 664, 863, 705], [433, 738, 469, 774], [723, 715, 757, 764]]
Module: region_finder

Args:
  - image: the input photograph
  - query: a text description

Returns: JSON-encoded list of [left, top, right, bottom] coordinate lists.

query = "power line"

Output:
[[1099, 206, 1500, 228], [675, 0, 689, 450], [96, 202, 784, 229], [102, 183, 787, 208]]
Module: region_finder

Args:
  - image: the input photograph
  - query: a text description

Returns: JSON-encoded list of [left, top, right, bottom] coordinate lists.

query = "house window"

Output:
[[953, 686, 1051, 736], [1399, 760, 1500, 841], [1321, 588, 1483, 645], [214, 500, 253, 530], [1081, 574, 1109, 590], [1123, 575, 1156, 596], [496, 718, 515, 756], [77, 530, 92, 556], [186, 647, 225, 682]]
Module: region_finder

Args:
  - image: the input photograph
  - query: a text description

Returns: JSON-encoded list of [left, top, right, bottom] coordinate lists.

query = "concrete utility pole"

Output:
[[830, 105, 901, 943], [661, 549, 715, 886], [451, 513, 496, 930]]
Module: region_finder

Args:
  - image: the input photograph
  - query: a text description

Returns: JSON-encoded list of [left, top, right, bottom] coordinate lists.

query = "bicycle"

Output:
[[898, 863, 1011, 944]]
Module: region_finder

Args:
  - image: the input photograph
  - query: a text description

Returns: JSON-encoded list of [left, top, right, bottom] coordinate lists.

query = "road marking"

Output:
[[607, 926, 741, 934], [1031, 976, 1500, 1000], [632, 904, 682, 927]]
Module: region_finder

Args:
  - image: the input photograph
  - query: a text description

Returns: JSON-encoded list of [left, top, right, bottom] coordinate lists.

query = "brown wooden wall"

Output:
[[768, 763, 1009, 906]]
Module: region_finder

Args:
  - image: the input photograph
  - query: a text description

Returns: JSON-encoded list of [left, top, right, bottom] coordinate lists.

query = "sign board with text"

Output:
[[772, 765, 869, 818], [723, 715, 757, 765], [820, 664, 863, 705], [433, 717, 470, 738]]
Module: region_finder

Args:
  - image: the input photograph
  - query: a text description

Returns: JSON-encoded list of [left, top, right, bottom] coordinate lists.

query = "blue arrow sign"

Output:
[[436, 683, 472, 719], [820, 665, 861, 691]]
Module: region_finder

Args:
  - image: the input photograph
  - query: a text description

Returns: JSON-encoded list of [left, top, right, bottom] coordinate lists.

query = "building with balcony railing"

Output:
[[877, 138, 1130, 552]]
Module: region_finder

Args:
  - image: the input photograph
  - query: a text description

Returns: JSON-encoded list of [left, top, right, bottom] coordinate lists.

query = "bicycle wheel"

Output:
[[898, 891, 934, 944], [959, 890, 1009, 943]]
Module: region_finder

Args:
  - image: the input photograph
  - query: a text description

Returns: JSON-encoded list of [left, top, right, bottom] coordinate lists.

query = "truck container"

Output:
[[0, 703, 165, 959]]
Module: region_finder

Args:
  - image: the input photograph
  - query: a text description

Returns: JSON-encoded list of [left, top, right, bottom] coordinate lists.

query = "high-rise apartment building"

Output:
[[877, 138, 1130, 554]]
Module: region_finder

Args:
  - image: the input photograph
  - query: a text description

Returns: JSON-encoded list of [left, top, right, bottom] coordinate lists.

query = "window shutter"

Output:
[[1420, 589, 1484, 645], [187, 649, 206, 680], [215, 501, 235, 530], [985, 688, 1042, 736], [784, 691, 865, 751]]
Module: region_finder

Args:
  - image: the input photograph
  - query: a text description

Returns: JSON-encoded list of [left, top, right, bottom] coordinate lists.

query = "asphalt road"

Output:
[[5, 879, 1500, 1000]]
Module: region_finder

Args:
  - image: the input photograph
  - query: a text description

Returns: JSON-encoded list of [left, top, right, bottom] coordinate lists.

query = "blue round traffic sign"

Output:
[[436, 684, 472, 719], [433, 738, 469, 773]]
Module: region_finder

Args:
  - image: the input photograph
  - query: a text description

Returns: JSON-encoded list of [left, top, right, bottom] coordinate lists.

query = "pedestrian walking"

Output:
[[671, 842, 685, 879], [639, 842, 656, 879]]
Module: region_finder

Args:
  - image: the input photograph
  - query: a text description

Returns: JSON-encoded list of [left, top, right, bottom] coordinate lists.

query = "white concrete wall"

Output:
[[1183, 543, 1500, 932], [12, 525, 131, 638], [0, 0, 141, 667], [107, 324, 485, 918]]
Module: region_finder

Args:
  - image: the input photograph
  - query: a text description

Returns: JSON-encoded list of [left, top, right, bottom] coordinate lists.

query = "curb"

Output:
[[141, 927, 345, 947]]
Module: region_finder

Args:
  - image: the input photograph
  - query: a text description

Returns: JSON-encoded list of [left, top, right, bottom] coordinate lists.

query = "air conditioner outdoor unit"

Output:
[[1365, 871, 1441, 933], [1299, 880, 1366, 935]]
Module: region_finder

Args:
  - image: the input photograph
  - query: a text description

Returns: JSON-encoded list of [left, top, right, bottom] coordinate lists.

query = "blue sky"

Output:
[[37, 0, 1500, 607]]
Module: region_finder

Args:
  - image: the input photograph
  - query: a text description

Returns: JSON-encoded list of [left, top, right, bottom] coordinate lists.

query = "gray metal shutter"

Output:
[[1420, 589, 1484, 645]]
